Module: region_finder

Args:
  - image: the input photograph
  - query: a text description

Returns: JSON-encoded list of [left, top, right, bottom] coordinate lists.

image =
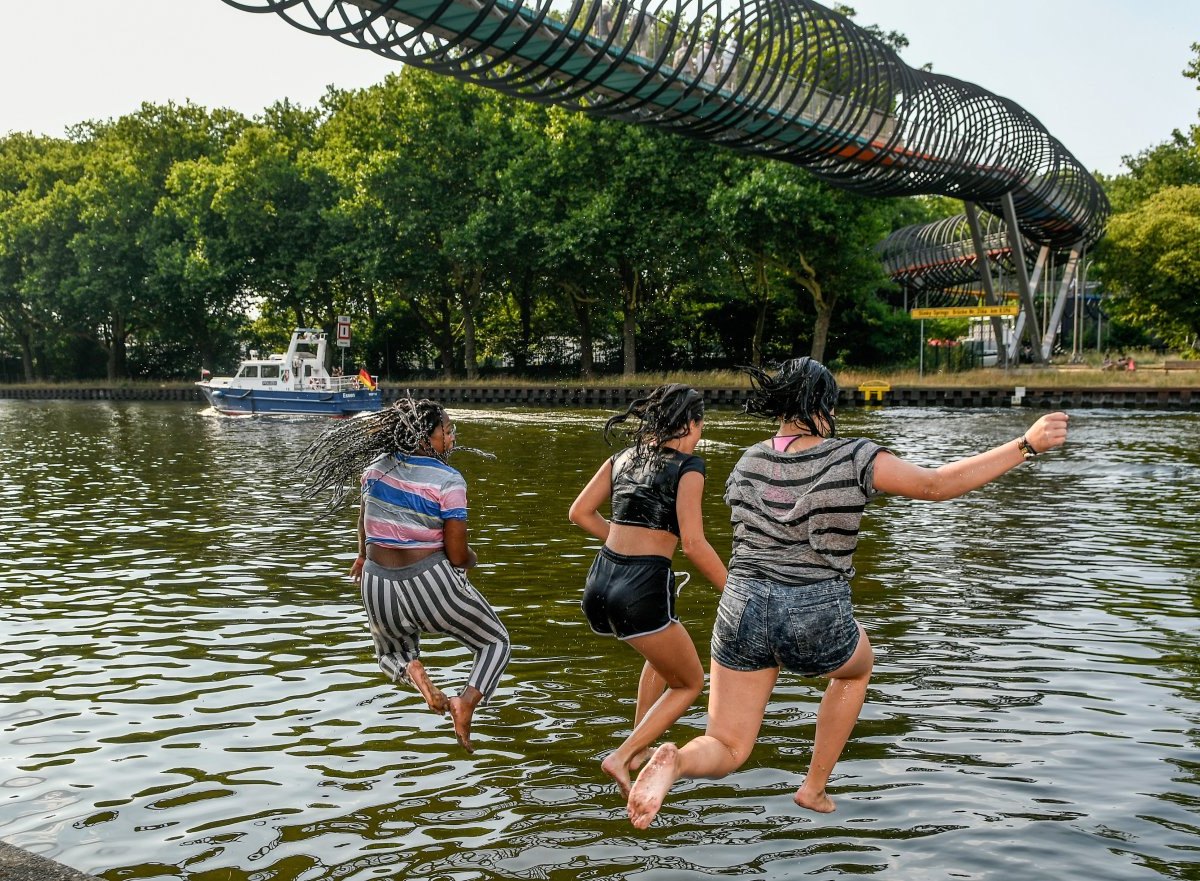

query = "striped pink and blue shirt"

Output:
[[361, 453, 468, 549]]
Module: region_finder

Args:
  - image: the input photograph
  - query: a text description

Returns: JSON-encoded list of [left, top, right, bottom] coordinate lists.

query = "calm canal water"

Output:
[[1, 399, 1197, 881]]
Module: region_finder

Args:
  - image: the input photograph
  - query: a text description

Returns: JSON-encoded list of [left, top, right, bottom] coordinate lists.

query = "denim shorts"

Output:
[[710, 574, 860, 676]]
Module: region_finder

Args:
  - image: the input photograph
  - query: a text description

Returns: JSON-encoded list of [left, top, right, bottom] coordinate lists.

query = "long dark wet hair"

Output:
[[299, 396, 491, 511], [742, 357, 839, 438], [604, 383, 705, 461]]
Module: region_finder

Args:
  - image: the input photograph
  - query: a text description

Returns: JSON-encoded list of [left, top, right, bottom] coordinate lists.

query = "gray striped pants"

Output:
[[360, 554, 511, 702]]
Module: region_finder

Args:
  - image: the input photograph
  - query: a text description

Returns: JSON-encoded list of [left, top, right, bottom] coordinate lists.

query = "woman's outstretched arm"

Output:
[[873, 412, 1070, 502]]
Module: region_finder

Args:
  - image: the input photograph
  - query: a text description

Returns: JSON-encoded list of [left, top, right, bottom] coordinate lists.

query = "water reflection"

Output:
[[0, 401, 1197, 880]]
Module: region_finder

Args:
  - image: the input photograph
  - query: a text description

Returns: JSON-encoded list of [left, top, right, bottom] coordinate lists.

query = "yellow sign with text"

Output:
[[911, 306, 1020, 319]]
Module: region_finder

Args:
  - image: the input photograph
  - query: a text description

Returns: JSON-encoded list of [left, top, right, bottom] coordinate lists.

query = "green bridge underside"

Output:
[[367, 0, 1081, 238]]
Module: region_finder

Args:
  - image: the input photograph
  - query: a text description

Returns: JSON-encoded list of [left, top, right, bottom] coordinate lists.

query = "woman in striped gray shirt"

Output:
[[628, 358, 1069, 828]]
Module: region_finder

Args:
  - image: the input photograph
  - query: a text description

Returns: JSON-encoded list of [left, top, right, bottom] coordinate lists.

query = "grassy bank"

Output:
[[3, 353, 1197, 391]]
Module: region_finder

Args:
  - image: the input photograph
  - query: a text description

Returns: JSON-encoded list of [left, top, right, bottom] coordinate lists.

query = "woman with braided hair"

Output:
[[569, 383, 727, 796], [626, 357, 1070, 828], [300, 397, 510, 753]]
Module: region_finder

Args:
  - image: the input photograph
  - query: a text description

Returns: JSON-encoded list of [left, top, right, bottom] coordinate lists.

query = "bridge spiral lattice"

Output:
[[221, 0, 1109, 249], [876, 212, 1024, 305]]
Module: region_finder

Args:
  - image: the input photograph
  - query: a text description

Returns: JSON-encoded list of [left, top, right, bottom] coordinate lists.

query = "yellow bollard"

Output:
[[857, 380, 891, 403]]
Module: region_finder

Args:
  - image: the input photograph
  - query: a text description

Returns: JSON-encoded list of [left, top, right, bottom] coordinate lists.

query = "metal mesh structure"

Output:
[[876, 212, 1025, 302], [219, 0, 1108, 249]]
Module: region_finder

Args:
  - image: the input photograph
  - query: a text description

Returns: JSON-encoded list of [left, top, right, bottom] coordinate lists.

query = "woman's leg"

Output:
[[794, 624, 874, 813], [634, 660, 668, 728], [438, 592, 510, 754], [629, 661, 668, 772], [400, 562, 511, 753], [360, 568, 448, 714], [602, 622, 704, 795], [627, 661, 778, 829]]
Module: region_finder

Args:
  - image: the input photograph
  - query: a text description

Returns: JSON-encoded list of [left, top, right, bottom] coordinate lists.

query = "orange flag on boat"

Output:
[[357, 369, 377, 390]]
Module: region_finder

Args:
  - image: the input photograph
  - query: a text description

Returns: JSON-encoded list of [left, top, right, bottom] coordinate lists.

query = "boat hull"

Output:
[[198, 384, 381, 417]]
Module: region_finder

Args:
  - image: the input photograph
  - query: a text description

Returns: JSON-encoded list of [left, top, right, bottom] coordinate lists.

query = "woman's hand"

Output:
[[1025, 412, 1070, 453], [349, 554, 365, 581]]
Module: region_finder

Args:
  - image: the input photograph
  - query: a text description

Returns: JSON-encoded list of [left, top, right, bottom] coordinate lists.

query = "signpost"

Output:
[[911, 305, 1019, 319], [912, 305, 1019, 374], [336, 316, 351, 374]]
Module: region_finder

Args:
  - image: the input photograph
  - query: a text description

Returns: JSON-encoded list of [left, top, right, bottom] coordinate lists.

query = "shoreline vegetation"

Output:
[[3, 360, 1198, 392]]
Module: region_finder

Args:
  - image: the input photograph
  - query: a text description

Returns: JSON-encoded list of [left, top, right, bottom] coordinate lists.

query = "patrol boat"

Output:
[[196, 328, 382, 417]]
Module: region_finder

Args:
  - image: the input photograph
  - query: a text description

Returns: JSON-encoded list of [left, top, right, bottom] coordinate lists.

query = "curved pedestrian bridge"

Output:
[[220, 0, 1108, 248]]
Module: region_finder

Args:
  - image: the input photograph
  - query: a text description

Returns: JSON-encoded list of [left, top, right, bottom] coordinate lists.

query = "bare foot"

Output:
[[448, 696, 475, 754], [628, 747, 653, 773], [406, 660, 449, 715], [601, 752, 633, 797], [793, 784, 836, 813], [627, 743, 680, 829]]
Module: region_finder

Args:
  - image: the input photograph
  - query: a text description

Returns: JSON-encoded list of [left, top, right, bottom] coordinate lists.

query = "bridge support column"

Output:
[[1008, 245, 1049, 365], [1000, 192, 1047, 365], [963, 201, 1008, 368], [1040, 241, 1084, 362]]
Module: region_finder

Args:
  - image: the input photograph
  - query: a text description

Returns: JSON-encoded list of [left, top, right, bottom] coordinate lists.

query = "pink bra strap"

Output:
[[770, 434, 805, 452]]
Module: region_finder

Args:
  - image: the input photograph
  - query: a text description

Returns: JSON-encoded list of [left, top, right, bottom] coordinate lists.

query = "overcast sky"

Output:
[[2, 0, 1196, 176]]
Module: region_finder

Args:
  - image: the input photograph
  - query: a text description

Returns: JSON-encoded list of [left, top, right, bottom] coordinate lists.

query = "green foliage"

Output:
[[1103, 130, 1200, 213], [0, 64, 989, 382], [1093, 42, 1200, 354], [1101, 185, 1200, 353], [709, 158, 900, 364]]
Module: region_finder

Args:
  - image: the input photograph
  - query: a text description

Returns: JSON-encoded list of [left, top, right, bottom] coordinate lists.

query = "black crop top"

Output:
[[609, 447, 707, 536]]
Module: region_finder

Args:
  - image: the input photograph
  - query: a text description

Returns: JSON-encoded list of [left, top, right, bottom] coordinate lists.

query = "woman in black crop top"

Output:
[[569, 383, 727, 797]]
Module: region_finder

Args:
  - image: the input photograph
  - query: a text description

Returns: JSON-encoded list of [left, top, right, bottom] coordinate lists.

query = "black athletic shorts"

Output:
[[581, 546, 677, 640]]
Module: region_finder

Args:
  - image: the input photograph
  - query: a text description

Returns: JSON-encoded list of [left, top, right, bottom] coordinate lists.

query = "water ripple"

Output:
[[0, 401, 1197, 881]]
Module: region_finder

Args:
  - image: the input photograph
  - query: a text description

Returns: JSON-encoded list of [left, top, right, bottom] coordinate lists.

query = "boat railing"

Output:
[[305, 374, 378, 393]]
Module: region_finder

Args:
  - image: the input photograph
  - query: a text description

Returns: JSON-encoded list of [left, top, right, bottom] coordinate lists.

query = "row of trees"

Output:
[[2, 42, 1192, 382], [0, 63, 939, 383], [1095, 44, 1200, 355]]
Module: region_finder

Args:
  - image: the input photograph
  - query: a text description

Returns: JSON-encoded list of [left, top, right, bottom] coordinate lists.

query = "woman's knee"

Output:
[[654, 652, 705, 694], [692, 732, 755, 776], [667, 662, 700, 696], [487, 638, 513, 666], [673, 676, 703, 702]]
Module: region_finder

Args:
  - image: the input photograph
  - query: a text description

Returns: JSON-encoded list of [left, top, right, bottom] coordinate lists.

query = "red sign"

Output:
[[336, 316, 351, 348]]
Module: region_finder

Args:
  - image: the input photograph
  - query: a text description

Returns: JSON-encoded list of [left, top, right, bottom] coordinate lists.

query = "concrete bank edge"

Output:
[[0, 385, 1197, 409], [0, 841, 104, 881]]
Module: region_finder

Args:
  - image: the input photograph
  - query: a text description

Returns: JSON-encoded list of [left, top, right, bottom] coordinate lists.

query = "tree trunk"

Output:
[[785, 252, 835, 365], [515, 269, 533, 373], [752, 255, 769, 368], [564, 282, 595, 379], [20, 332, 35, 382], [578, 305, 595, 380], [619, 259, 639, 376], [810, 301, 833, 363], [458, 268, 483, 380], [622, 309, 636, 376], [107, 312, 127, 380], [439, 308, 455, 381]]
